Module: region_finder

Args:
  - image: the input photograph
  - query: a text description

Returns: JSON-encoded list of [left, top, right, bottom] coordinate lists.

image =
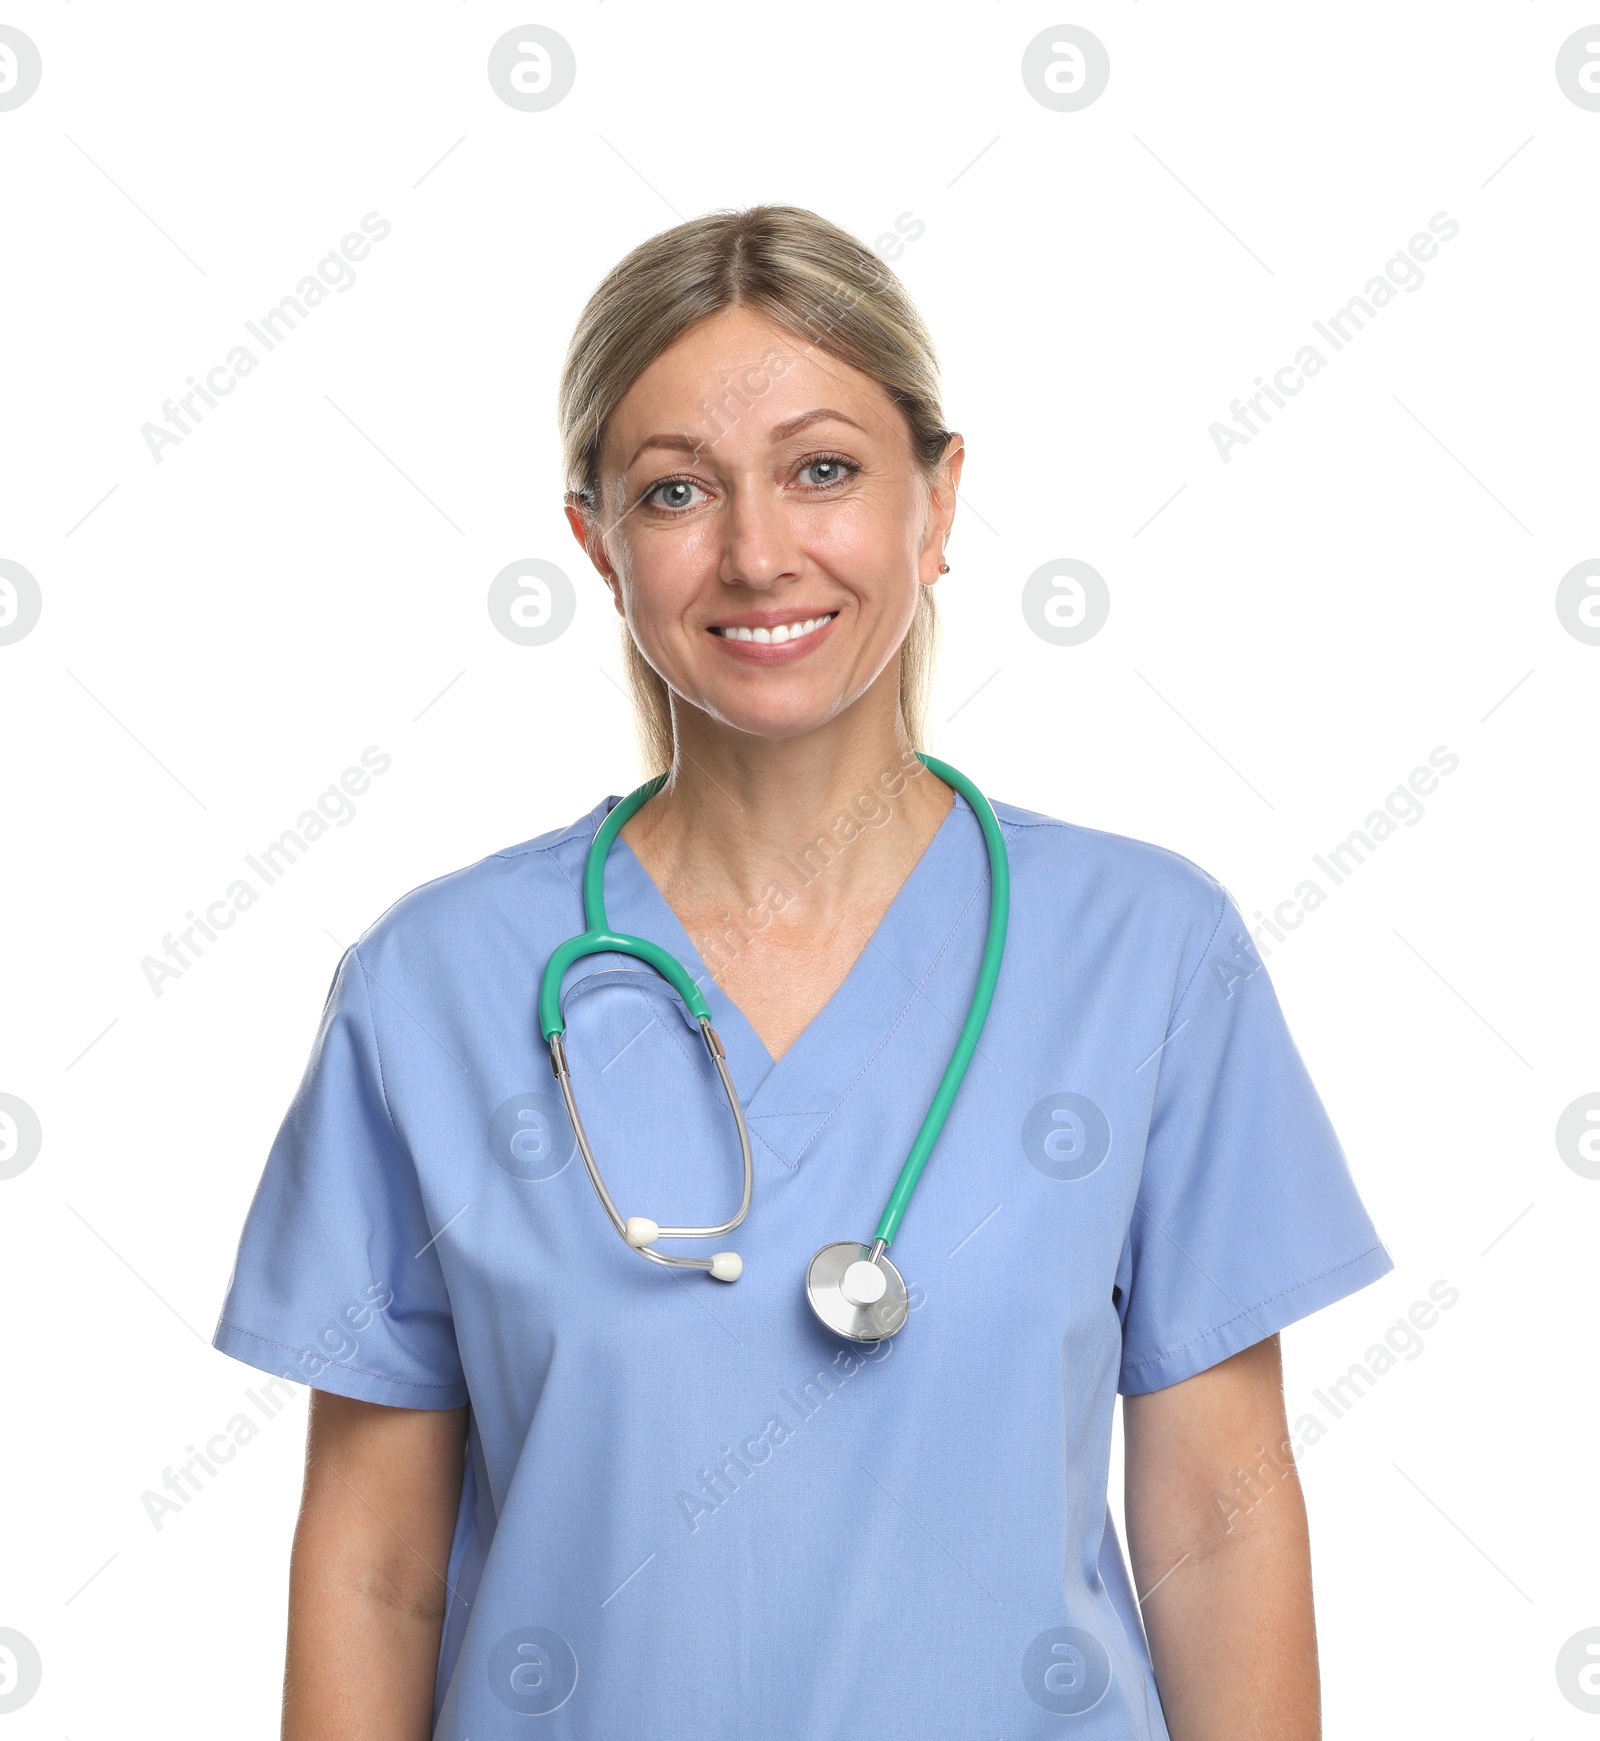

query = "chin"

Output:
[[695, 690, 848, 743]]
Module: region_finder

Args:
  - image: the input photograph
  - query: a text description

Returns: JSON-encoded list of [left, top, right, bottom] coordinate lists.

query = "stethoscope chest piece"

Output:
[[805, 1241, 909, 1343]]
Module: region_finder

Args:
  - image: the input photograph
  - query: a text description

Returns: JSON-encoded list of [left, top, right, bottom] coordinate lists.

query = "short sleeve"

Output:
[[212, 945, 467, 1408], [1116, 891, 1394, 1395]]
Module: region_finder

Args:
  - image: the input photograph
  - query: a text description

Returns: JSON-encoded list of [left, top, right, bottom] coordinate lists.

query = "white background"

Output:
[[1, 3, 1595, 1733]]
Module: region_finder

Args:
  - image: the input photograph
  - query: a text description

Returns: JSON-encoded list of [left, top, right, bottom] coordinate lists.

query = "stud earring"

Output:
[[938, 561, 950, 574]]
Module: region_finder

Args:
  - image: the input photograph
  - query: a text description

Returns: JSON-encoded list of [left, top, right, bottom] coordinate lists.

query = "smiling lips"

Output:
[[708, 609, 840, 662]]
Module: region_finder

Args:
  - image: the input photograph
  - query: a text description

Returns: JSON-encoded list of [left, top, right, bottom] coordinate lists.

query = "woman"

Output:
[[214, 205, 1393, 1739]]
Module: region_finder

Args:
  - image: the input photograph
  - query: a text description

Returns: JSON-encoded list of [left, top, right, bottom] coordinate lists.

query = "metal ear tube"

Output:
[[548, 1016, 751, 1279]]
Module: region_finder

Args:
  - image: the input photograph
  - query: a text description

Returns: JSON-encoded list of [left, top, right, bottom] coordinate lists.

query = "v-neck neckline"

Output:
[[593, 786, 989, 1171]]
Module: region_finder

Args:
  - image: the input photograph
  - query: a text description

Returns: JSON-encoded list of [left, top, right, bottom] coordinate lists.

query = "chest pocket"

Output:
[[557, 963, 747, 1231]]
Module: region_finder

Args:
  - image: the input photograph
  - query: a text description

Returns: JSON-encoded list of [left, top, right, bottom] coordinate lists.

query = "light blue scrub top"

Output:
[[214, 786, 1393, 1738]]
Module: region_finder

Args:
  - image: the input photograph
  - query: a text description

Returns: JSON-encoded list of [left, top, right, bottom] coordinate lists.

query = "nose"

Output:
[[719, 481, 802, 592]]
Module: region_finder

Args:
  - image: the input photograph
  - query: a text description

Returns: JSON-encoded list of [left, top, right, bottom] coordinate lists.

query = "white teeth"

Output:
[[718, 614, 832, 644]]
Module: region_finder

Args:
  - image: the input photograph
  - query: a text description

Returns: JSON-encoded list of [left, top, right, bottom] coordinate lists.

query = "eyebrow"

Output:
[[769, 408, 870, 443], [625, 407, 869, 471]]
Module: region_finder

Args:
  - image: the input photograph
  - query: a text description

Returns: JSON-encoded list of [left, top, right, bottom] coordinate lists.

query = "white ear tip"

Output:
[[625, 1216, 659, 1248], [709, 1251, 743, 1282]]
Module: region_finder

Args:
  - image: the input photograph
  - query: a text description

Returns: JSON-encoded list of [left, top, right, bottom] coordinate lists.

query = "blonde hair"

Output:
[[558, 204, 951, 776]]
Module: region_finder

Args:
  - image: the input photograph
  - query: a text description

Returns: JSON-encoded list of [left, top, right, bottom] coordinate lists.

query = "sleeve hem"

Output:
[[212, 1321, 469, 1411], [1117, 1243, 1396, 1396]]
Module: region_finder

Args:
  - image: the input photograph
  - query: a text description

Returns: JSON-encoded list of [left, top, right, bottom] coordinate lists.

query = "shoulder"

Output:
[[345, 800, 607, 975], [995, 797, 1232, 940], [985, 794, 1250, 1030]]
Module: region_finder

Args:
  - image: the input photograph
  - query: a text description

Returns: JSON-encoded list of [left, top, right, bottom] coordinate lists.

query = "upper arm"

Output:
[[1123, 1334, 1297, 1563], [296, 1392, 468, 1610]]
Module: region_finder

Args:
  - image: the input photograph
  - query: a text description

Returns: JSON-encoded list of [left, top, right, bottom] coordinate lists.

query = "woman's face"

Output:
[[570, 305, 961, 744]]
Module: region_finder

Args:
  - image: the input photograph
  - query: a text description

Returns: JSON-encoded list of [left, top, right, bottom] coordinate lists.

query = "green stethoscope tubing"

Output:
[[866, 755, 1010, 1245], [537, 751, 1010, 1254], [536, 769, 700, 1041]]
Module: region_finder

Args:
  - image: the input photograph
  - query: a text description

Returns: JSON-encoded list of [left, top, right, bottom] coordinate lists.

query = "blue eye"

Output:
[[801, 455, 858, 487], [645, 478, 704, 511]]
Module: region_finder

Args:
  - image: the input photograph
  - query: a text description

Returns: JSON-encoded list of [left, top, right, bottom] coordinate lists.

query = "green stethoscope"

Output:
[[537, 754, 1010, 1343]]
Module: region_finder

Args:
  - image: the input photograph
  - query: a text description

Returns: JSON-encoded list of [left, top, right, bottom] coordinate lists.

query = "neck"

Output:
[[619, 671, 953, 923]]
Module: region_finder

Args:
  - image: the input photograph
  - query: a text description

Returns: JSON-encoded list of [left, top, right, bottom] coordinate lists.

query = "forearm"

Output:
[[1123, 1337, 1322, 1741], [283, 1527, 447, 1740], [1129, 1455, 1320, 1741], [282, 1393, 467, 1741]]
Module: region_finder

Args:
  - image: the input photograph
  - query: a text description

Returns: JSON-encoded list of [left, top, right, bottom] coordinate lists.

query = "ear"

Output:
[[919, 432, 965, 584], [936, 431, 965, 509], [564, 498, 626, 618]]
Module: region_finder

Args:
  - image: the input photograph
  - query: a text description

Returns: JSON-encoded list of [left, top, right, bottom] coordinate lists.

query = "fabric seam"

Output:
[[1163, 885, 1229, 1036], [349, 946, 396, 1130], [1121, 1243, 1389, 1377], [215, 1320, 466, 1393]]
